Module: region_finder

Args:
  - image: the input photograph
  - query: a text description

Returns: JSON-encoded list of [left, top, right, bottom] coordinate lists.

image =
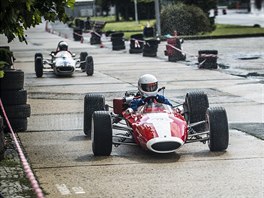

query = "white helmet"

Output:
[[138, 74, 158, 97], [58, 41, 68, 51]]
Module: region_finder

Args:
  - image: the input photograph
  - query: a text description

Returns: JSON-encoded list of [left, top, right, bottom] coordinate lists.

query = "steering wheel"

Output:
[[143, 96, 157, 103]]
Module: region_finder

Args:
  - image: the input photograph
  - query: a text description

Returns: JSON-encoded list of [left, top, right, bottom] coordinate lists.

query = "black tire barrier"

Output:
[[1, 69, 30, 132], [0, 69, 24, 91], [84, 20, 91, 30], [8, 118, 28, 132], [143, 39, 159, 57], [73, 28, 83, 41], [79, 20, 84, 30], [90, 32, 101, 45], [165, 38, 186, 62], [130, 34, 144, 54], [198, 50, 218, 69], [3, 104, 31, 119], [0, 116, 4, 160], [1, 89, 27, 105], [111, 32, 125, 51], [143, 27, 155, 38]]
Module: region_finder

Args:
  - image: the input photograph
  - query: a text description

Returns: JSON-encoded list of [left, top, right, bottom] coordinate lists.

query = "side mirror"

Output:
[[72, 53, 76, 57]]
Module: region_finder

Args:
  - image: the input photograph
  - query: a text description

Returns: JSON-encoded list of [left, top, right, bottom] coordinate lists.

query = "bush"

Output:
[[161, 3, 213, 36]]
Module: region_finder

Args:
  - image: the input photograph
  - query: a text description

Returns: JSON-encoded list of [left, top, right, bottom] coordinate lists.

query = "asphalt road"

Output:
[[0, 22, 263, 198]]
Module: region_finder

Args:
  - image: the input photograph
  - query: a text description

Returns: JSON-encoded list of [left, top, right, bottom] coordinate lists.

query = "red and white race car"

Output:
[[83, 90, 229, 156]]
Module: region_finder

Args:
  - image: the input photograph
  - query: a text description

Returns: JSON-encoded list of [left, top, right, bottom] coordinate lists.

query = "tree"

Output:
[[0, 0, 75, 43]]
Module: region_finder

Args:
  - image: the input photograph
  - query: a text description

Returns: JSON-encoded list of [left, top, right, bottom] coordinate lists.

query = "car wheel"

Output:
[[207, 107, 229, 151], [80, 52, 88, 72], [35, 56, 43, 78], [92, 111, 112, 156], [34, 53, 43, 60], [85, 56, 94, 76], [184, 91, 209, 132], [83, 94, 105, 137]]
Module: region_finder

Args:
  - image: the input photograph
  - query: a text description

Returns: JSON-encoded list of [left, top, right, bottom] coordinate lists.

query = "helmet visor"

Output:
[[141, 82, 158, 92]]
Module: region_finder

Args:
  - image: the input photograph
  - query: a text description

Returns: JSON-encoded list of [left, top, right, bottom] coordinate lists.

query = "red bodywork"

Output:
[[114, 98, 188, 153]]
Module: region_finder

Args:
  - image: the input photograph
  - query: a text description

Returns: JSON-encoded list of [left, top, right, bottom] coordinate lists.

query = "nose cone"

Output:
[[146, 137, 184, 153]]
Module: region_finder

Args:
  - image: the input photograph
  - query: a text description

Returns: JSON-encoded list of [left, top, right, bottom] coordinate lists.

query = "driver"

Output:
[[130, 74, 172, 111], [56, 41, 69, 52]]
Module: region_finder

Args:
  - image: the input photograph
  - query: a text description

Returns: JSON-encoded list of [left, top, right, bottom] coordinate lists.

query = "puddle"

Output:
[[218, 63, 230, 69]]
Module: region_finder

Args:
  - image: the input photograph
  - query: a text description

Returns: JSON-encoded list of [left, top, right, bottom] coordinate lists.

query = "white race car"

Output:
[[34, 50, 94, 77]]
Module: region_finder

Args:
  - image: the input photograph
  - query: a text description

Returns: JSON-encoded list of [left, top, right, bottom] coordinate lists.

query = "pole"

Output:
[[134, 0, 138, 23], [155, 0, 161, 37]]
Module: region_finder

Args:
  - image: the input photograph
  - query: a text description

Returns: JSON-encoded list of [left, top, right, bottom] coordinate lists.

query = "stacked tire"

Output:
[[73, 28, 83, 41], [198, 50, 218, 69], [111, 32, 125, 51], [90, 31, 102, 45], [0, 69, 31, 132], [143, 39, 159, 57], [165, 37, 186, 62], [129, 34, 144, 54], [0, 115, 4, 160]]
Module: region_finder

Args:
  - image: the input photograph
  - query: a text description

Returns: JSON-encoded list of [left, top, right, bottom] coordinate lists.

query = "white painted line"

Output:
[[55, 184, 71, 195], [72, 186, 86, 194]]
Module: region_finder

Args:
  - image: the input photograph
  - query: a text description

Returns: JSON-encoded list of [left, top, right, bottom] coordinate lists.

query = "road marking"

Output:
[[55, 184, 71, 195], [72, 186, 86, 194]]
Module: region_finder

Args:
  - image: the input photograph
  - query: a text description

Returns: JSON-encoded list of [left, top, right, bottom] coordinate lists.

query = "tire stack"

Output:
[[142, 27, 159, 57], [90, 31, 102, 45], [0, 69, 31, 132], [0, 115, 4, 160], [111, 32, 125, 51], [143, 39, 159, 57], [164, 37, 186, 62], [73, 28, 83, 41], [129, 34, 144, 54], [198, 50, 218, 69]]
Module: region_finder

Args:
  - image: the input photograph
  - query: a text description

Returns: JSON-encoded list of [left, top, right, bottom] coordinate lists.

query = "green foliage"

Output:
[[0, 0, 75, 43], [160, 3, 213, 36]]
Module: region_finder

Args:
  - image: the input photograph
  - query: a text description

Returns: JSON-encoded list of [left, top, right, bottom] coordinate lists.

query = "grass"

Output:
[[207, 24, 264, 36], [89, 16, 264, 39]]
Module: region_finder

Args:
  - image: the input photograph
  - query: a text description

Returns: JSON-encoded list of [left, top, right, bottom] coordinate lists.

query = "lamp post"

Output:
[[134, 0, 138, 23], [155, 0, 161, 36]]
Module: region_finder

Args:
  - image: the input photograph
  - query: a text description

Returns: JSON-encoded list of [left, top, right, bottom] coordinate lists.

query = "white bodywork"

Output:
[[53, 51, 76, 76]]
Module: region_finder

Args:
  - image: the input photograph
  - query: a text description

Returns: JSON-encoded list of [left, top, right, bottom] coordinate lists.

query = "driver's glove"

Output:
[[156, 95, 165, 103]]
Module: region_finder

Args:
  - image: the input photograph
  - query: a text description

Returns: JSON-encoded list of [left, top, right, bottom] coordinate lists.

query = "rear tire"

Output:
[[35, 56, 43, 78], [92, 111, 112, 156], [184, 91, 209, 132], [83, 94, 105, 137], [207, 107, 229, 151], [85, 56, 94, 76]]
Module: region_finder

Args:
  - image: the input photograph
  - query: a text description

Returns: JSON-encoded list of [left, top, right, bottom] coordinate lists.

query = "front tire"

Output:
[[83, 94, 105, 137], [35, 55, 43, 78], [92, 111, 112, 156], [207, 107, 229, 151], [85, 56, 94, 76], [80, 52, 88, 72], [184, 91, 209, 132]]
